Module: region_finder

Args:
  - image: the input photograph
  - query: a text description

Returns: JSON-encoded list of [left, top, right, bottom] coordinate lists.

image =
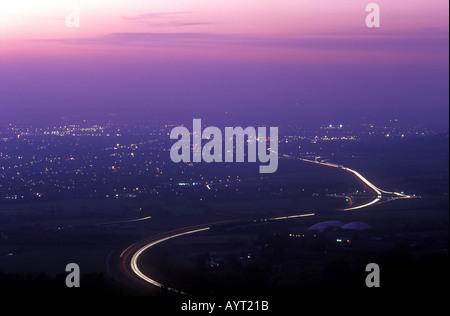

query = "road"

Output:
[[118, 214, 315, 294], [283, 154, 415, 211], [118, 155, 416, 293], [96, 216, 152, 226]]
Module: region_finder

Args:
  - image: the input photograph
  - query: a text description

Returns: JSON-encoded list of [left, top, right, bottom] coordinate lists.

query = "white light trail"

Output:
[[97, 216, 152, 226], [269, 213, 315, 221], [130, 227, 210, 292], [282, 154, 414, 211]]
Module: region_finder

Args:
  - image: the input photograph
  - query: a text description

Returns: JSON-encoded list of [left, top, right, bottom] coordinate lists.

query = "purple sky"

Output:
[[0, 1, 448, 125]]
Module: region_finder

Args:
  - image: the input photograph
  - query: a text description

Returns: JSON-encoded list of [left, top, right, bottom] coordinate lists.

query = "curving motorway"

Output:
[[283, 154, 415, 211], [118, 155, 416, 293], [119, 214, 315, 293]]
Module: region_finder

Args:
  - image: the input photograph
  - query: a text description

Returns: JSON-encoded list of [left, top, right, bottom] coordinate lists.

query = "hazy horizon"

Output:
[[1, 1, 449, 125]]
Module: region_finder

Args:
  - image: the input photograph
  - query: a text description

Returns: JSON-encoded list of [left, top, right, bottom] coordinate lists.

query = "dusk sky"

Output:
[[0, 0, 448, 124]]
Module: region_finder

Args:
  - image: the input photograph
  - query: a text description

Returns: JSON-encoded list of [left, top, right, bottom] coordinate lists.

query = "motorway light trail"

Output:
[[130, 227, 211, 294], [282, 154, 414, 211], [269, 213, 315, 221], [121, 155, 416, 292], [339, 167, 383, 210], [96, 216, 152, 226], [336, 165, 414, 210], [120, 219, 242, 290], [121, 213, 315, 293]]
